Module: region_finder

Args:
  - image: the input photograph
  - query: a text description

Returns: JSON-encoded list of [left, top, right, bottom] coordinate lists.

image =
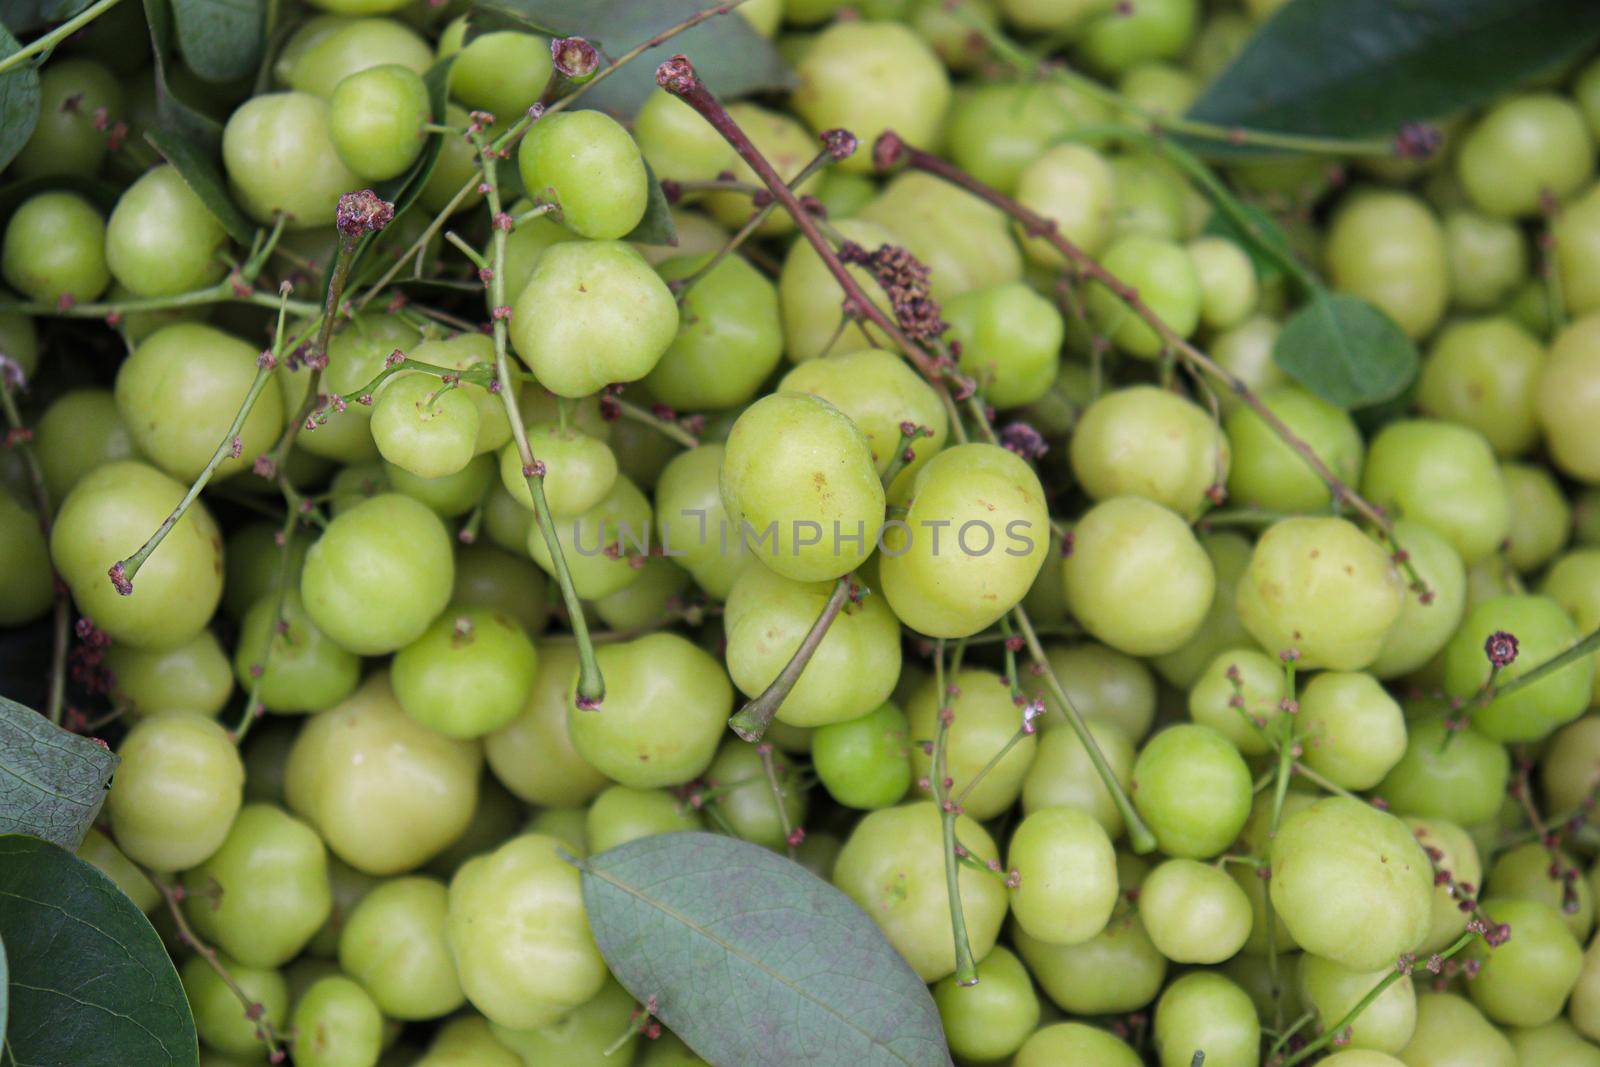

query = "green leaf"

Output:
[[1274, 290, 1418, 409], [142, 0, 224, 152], [625, 158, 676, 247], [0, 696, 117, 850], [477, 0, 791, 117], [0, 835, 197, 1066], [172, 0, 264, 83], [0, 24, 41, 175], [581, 833, 950, 1067], [145, 126, 255, 245], [0, 0, 90, 34], [1188, 0, 1600, 150]]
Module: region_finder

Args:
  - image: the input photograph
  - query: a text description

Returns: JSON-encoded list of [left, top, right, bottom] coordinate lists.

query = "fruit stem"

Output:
[[112, 288, 300, 594], [0, 282, 319, 320], [0, 365, 69, 724], [931, 637, 980, 987], [1012, 605, 1158, 854], [472, 133, 604, 705], [611, 396, 700, 449], [232, 500, 302, 746], [1541, 195, 1569, 335], [728, 574, 853, 742], [670, 143, 840, 304], [1480, 624, 1600, 703], [755, 744, 799, 860], [0, 0, 126, 76], [145, 869, 286, 1061]]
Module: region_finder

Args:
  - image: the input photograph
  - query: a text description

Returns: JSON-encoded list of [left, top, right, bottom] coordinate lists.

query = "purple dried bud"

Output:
[[253, 455, 278, 479], [256, 350, 277, 370], [660, 178, 683, 204], [1485, 631, 1519, 668], [821, 128, 858, 162], [575, 693, 602, 711], [107, 562, 132, 596], [335, 189, 395, 238], [999, 421, 1049, 461], [551, 37, 599, 80], [655, 55, 698, 96], [872, 130, 906, 172], [492, 305, 513, 321], [228, 436, 243, 460], [1394, 122, 1443, 161]]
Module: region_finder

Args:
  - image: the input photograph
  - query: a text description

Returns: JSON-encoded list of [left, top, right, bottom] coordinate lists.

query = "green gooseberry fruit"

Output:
[[0, 491, 51, 626], [224, 522, 312, 622], [182, 804, 332, 968], [1540, 549, 1600, 703], [1086, 235, 1201, 357], [1467, 897, 1583, 1027], [404, 332, 511, 456], [450, 541, 547, 635], [1210, 315, 1288, 414], [1187, 647, 1285, 756], [1007, 806, 1118, 945], [703, 739, 807, 851], [585, 784, 703, 854], [1300, 953, 1417, 1054], [1378, 714, 1509, 827], [932, 945, 1039, 1064], [519, 110, 648, 241], [11, 58, 123, 179], [908, 669, 1039, 820], [944, 281, 1065, 410], [1443, 594, 1590, 742], [1236, 516, 1404, 669], [1075, 0, 1197, 74], [277, 15, 432, 99], [646, 253, 784, 411], [567, 632, 732, 789], [1014, 909, 1168, 1014], [106, 164, 228, 297], [107, 711, 243, 871], [1537, 314, 1600, 481], [76, 827, 161, 913], [498, 425, 617, 519], [115, 322, 285, 482], [723, 562, 900, 728], [384, 454, 495, 518], [592, 554, 689, 631], [1107, 152, 1190, 242], [449, 30, 552, 121], [290, 975, 384, 1067], [1502, 462, 1571, 573], [1188, 234, 1259, 329], [290, 312, 422, 464], [811, 701, 913, 810], [777, 347, 949, 479], [418, 103, 488, 216], [234, 590, 360, 714], [1072, 384, 1228, 519], [856, 171, 1023, 303], [1404, 817, 1481, 954], [392, 607, 538, 739], [412, 1016, 519, 1067], [1371, 519, 1468, 680], [1572, 933, 1600, 1044], [1131, 723, 1251, 858], [1, 191, 110, 304], [1443, 209, 1528, 310], [1417, 317, 1546, 458], [51, 461, 223, 650], [33, 388, 137, 501], [720, 391, 884, 584], [446, 833, 606, 1029], [951, 81, 1112, 197], [182, 954, 288, 1058], [632, 88, 736, 187], [370, 373, 479, 480], [1153, 971, 1261, 1067], [525, 473, 653, 600], [1022, 719, 1135, 840], [1271, 798, 1435, 972], [1554, 189, 1600, 320], [1151, 531, 1257, 690], [222, 92, 361, 228], [1224, 386, 1363, 513], [1063, 495, 1215, 656], [1118, 60, 1201, 119], [328, 64, 429, 181], [338, 876, 463, 1020], [1324, 190, 1449, 339], [1507, 1019, 1600, 1067], [1012, 1022, 1141, 1067], [704, 102, 822, 238], [833, 802, 1007, 982], [300, 492, 455, 656], [1138, 857, 1253, 964], [510, 240, 678, 398], [791, 20, 949, 175], [491, 977, 641, 1066], [1021, 641, 1158, 742], [286, 672, 482, 874], [1299, 671, 1408, 790], [1398, 993, 1516, 1067], [655, 444, 751, 599], [1457, 93, 1594, 218], [1487, 842, 1594, 943], [776, 217, 898, 361]]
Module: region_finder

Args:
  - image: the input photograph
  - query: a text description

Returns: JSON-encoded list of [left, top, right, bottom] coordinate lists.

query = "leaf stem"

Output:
[[0, 0, 126, 76], [612, 396, 700, 449], [931, 638, 979, 986], [728, 575, 852, 742]]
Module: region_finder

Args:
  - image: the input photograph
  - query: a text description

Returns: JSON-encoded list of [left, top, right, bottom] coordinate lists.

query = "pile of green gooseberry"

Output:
[[10, 0, 1600, 1064]]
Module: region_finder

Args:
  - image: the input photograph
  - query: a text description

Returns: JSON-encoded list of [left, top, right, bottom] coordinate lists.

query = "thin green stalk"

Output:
[[1012, 605, 1157, 853], [729, 576, 852, 741], [612, 397, 699, 449], [1263, 655, 1298, 1032], [233, 506, 299, 746], [474, 134, 604, 704], [756, 744, 799, 860], [0, 0, 126, 75], [932, 638, 979, 987], [0, 280, 319, 319]]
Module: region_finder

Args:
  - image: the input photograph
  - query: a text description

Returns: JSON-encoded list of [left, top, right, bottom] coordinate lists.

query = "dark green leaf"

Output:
[[145, 125, 255, 245], [172, 0, 264, 83], [1201, 199, 1291, 282], [1189, 0, 1600, 151], [142, 0, 224, 152], [0, 0, 89, 34], [1274, 290, 1418, 409], [582, 833, 950, 1067], [625, 158, 676, 246], [0, 24, 41, 175], [0, 696, 117, 850], [0, 835, 197, 1066], [476, 0, 791, 116]]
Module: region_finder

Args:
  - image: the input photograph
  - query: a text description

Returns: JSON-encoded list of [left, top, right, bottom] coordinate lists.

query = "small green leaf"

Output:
[[1274, 290, 1418, 409], [625, 158, 676, 247], [0, 24, 41, 175], [142, 0, 224, 152], [0, 835, 197, 1066], [172, 0, 264, 83], [477, 0, 791, 117], [0, 696, 117, 850], [1189, 0, 1600, 151], [144, 125, 255, 245], [582, 833, 950, 1067], [0, 0, 90, 34]]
